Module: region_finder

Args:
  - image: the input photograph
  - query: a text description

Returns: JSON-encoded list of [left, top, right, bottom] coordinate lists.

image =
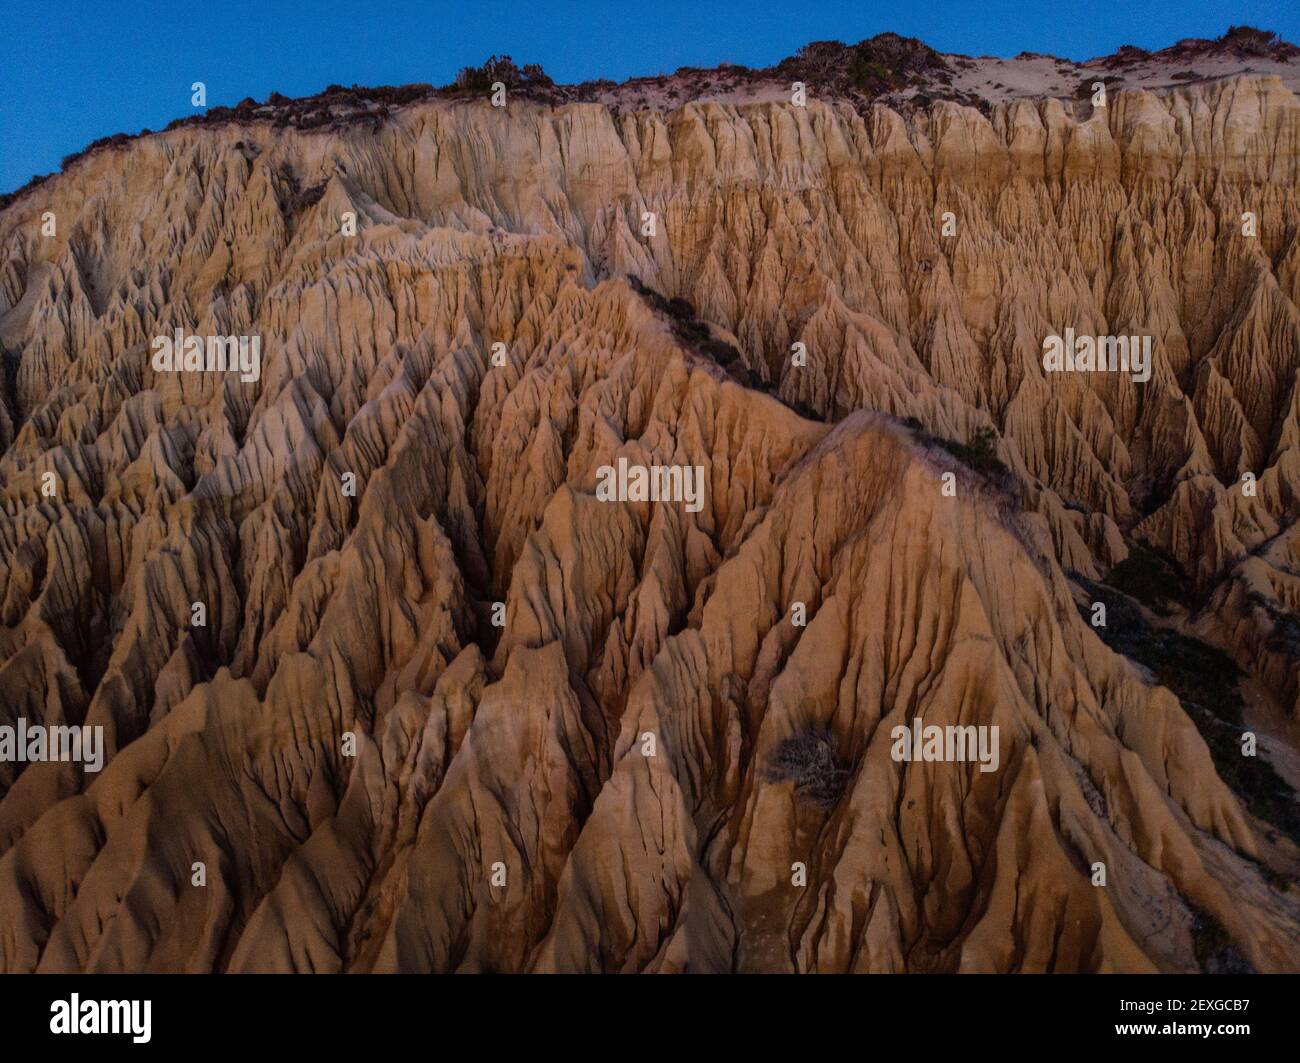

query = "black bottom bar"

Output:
[[1, 973, 1292, 1051]]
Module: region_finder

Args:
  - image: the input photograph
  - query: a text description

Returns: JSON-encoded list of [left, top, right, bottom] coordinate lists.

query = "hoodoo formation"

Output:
[[1, 28, 1300, 973]]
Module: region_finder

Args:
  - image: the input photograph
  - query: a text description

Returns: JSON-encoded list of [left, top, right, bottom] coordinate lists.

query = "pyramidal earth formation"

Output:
[[2, 28, 1300, 973]]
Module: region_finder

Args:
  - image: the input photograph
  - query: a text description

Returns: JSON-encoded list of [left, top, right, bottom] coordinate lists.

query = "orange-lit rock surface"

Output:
[[2, 38, 1299, 971]]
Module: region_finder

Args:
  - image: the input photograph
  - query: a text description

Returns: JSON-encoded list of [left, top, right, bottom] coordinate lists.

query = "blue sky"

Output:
[[3, 0, 1297, 193]]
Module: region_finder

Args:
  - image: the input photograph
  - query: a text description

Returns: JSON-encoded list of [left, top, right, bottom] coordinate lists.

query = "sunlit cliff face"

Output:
[[0, 52, 1299, 972]]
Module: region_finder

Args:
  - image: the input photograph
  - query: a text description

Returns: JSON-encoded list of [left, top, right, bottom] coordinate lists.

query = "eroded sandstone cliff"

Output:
[[1, 45, 1299, 971]]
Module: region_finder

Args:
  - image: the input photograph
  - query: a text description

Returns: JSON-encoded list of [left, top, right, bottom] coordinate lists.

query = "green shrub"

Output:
[[1077, 579, 1300, 846], [903, 419, 1015, 489], [1106, 543, 1190, 615], [450, 56, 553, 93]]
